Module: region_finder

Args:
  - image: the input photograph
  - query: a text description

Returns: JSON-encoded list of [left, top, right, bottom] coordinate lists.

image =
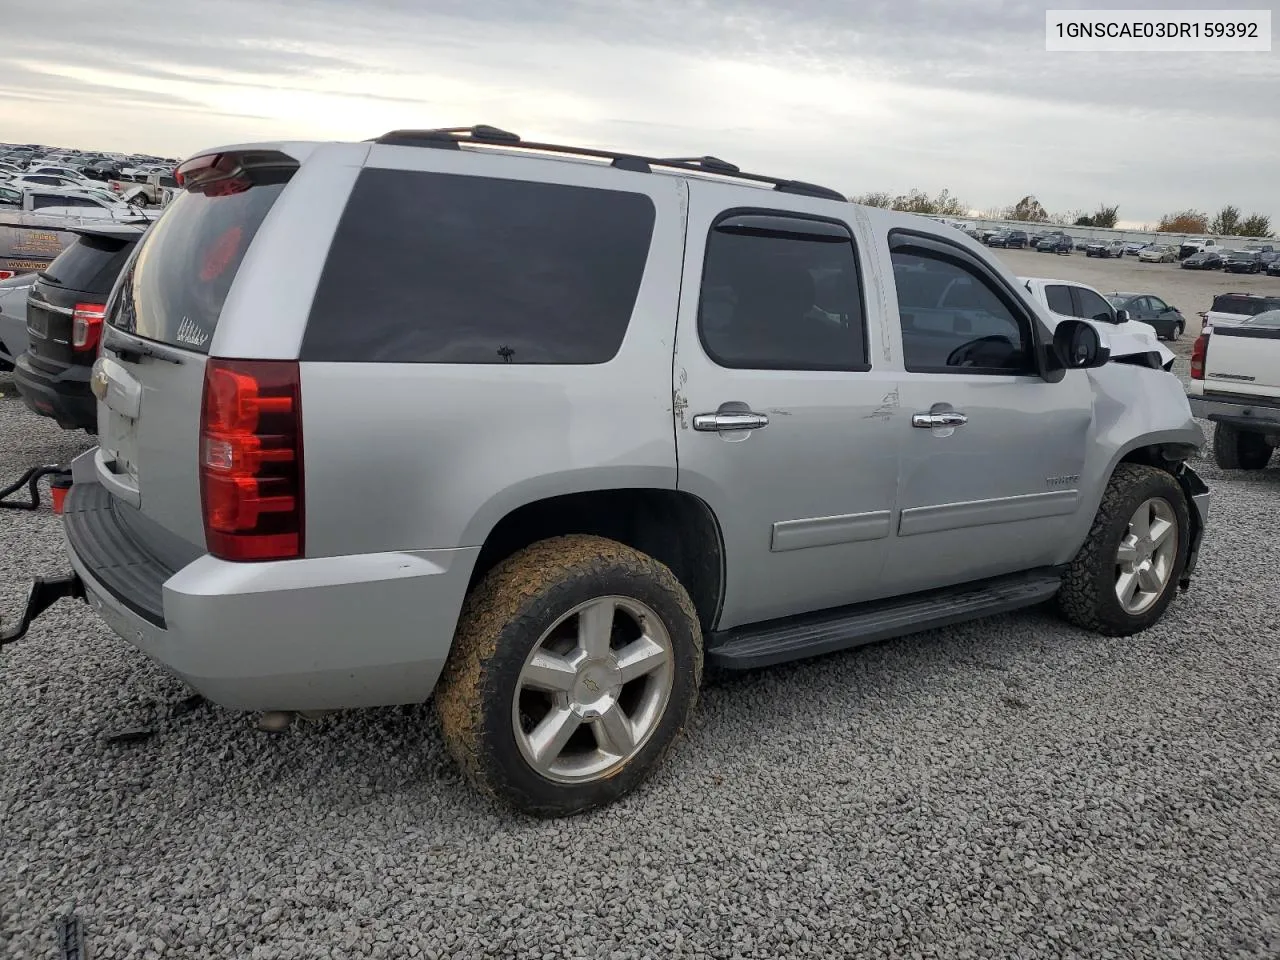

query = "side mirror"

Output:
[[1113, 308, 1130, 323], [1053, 319, 1110, 369]]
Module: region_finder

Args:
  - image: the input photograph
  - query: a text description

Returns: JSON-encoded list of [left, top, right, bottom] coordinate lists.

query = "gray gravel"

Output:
[[3, 369, 1279, 960]]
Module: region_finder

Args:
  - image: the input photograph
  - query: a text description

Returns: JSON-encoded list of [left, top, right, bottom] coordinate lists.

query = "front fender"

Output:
[[1060, 363, 1206, 562]]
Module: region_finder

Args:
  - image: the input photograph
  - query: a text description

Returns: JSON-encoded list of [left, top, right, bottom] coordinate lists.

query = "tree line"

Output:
[[849, 189, 1274, 238]]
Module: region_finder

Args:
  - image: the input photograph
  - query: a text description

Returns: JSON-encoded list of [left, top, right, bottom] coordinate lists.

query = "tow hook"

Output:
[[0, 574, 84, 648]]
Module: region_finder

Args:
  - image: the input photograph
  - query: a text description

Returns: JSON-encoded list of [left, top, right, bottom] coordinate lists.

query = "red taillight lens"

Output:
[[199, 359, 304, 561], [71, 302, 105, 352], [1189, 333, 1208, 380], [0, 270, 14, 280]]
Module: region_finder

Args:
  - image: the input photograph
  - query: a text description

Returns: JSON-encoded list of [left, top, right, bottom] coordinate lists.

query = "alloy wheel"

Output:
[[512, 596, 674, 783], [1115, 498, 1179, 615]]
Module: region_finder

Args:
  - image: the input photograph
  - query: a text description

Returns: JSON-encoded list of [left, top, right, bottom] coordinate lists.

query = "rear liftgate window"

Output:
[[109, 162, 293, 352], [301, 169, 657, 364]]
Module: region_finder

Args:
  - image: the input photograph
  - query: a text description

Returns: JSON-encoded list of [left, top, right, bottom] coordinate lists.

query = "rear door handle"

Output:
[[912, 411, 968, 428], [692, 411, 770, 432]]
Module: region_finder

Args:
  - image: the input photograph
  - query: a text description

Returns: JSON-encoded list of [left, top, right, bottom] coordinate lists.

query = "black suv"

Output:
[[13, 224, 146, 431], [1038, 233, 1073, 255]]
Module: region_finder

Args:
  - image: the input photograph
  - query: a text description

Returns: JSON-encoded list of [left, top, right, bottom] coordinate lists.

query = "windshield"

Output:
[[1105, 296, 1128, 307]]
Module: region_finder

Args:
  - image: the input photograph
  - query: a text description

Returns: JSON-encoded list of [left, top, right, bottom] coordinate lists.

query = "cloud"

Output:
[[4, 0, 1278, 223]]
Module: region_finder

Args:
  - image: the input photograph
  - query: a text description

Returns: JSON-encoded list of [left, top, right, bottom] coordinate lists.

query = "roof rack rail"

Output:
[[368, 126, 847, 202]]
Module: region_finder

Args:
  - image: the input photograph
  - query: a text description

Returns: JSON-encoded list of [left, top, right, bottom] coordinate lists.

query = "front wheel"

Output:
[[1057, 464, 1190, 636], [1172, 321, 1184, 341], [436, 535, 703, 817]]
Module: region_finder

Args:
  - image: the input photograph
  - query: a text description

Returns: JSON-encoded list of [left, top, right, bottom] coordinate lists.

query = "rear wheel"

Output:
[[436, 535, 702, 817], [1213, 423, 1273, 470], [1057, 464, 1189, 636]]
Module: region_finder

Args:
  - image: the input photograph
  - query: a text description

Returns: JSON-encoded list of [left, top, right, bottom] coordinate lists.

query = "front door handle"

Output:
[[693, 411, 770, 432], [912, 411, 968, 429]]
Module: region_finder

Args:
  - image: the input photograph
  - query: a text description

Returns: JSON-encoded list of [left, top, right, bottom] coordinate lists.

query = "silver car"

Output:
[[3, 127, 1210, 817], [0, 271, 36, 368]]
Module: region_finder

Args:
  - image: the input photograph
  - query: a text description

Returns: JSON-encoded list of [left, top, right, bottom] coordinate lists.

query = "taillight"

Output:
[[0, 270, 13, 280], [199, 359, 304, 561], [1189, 333, 1208, 380], [71, 302, 105, 352]]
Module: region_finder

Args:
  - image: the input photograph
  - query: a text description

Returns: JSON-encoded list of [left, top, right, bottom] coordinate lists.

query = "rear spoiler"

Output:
[[67, 222, 151, 241]]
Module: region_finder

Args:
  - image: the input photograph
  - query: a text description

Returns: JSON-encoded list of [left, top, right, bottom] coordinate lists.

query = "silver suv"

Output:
[[3, 127, 1211, 817]]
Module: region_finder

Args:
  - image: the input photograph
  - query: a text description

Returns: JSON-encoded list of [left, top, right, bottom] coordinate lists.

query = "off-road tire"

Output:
[[1213, 423, 1272, 470], [1057, 463, 1190, 636], [436, 535, 702, 818]]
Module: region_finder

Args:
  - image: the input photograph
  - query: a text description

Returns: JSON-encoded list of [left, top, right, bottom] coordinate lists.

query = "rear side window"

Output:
[[1045, 284, 1073, 315], [109, 165, 291, 352], [301, 169, 657, 364], [40, 233, 137, 295], [698, 213, 867, 371]]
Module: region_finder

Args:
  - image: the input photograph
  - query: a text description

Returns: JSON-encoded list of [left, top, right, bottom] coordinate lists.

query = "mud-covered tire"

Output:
[[1057, 463, 1190, 637], [436, 535, 702, 818], [1213, 423, 1272, 471]]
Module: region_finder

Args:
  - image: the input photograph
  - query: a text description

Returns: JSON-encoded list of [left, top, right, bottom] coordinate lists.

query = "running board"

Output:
[[707, 570, 1063, 670]]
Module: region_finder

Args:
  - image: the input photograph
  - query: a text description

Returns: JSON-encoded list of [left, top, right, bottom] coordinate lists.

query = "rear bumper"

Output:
[[1188, 393, 1280, 431], [60, 479, 479, 711], [13, 353, 95, 430]]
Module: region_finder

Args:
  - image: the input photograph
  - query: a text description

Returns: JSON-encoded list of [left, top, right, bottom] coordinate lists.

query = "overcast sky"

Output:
[[3, 0, 1277, 227]]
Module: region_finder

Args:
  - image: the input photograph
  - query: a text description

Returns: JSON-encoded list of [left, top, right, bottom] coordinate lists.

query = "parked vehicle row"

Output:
[[1, 142, 177, 186], [0, 126, 1211, 818]]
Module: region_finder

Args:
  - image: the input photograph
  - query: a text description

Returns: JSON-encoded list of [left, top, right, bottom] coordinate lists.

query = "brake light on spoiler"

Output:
[[199, 359, 304, 561]]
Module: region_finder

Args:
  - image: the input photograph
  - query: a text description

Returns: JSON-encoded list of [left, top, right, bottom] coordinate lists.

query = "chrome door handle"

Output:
[[693, 411, 770, 432], [912, 411, 968, 428]]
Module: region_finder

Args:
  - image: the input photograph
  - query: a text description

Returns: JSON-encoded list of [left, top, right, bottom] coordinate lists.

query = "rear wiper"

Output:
[[37, 271, 61, 285], [107, 338, 184, 365]]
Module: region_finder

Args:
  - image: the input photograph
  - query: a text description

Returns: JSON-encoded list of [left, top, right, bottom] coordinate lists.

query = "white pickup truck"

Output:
[[1188, 309, 1280, 469], [1020, 276, 1176, 371]]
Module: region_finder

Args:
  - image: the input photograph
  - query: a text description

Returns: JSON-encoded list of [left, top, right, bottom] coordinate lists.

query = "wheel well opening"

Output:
[[1118, 442, 1198, 472], [469, 489, 725, 634]]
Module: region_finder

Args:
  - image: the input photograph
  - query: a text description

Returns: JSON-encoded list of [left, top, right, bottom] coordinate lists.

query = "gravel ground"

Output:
[[2, 369, 1279, 960]]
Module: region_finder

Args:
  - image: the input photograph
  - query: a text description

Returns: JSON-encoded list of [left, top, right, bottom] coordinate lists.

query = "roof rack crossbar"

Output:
[[369, 126, 846, 201]]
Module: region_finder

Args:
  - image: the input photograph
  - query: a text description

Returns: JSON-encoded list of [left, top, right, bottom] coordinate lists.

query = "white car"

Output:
[[1020, 276, 1176, 371], [1178, 237, 1219, 260]]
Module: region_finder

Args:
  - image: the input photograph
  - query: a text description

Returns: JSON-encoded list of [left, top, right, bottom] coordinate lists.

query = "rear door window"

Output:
[[108, 165, 292, 353], [1045, 284, 1074, 315], [698, 213, 867, 371], [302, 169, 656, 364]]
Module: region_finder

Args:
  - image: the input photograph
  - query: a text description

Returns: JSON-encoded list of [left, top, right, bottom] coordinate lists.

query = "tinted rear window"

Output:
[[301, 169, 656, 364], [39, 232, 138, 295], [1212, 295, 1280, 316], [108, 167, 291, 352]]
